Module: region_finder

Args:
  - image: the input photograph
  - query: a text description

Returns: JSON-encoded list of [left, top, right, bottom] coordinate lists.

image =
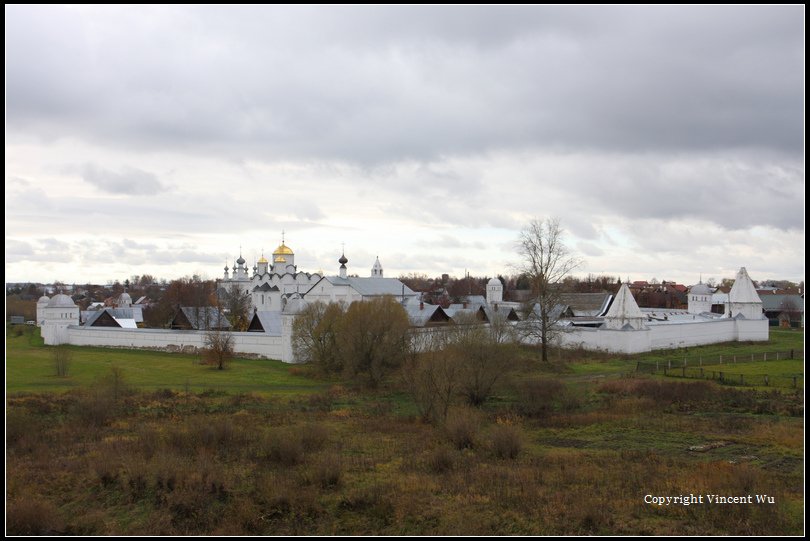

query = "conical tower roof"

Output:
[[605, 283, 644, 320], [728, 267, 761, 303]]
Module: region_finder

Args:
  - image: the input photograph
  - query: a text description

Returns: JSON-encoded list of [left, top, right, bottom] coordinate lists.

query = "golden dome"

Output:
[[274, 255, 287, 263], [273, 242, 294, 256], [258, 255, 268, 264]]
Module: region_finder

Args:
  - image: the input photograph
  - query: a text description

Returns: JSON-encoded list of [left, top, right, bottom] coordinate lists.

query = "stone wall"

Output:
[[62, 326, 285, 361]]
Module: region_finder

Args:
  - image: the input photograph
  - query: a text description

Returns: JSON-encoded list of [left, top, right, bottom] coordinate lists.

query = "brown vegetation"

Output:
[[5, 371, 803, 535]]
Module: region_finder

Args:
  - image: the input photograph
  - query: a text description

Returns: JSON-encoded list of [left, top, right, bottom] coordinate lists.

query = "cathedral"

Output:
[[217, 235, 415, 314], [217, 235, 322, 313]]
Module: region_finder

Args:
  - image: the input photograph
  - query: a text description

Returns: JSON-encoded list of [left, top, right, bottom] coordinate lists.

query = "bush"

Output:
[[304, 452, 342, 489], [425, 446, 457, 473], [445, 408, 480, 450], [6, 409, 41, 449], [598, 378, 714, 406], [516, 378, 569, 417], [264, 431, 304, 466], [300, 423, 330, 452], [491, 424, 524, 459], [74, 389, 115, 428], [6, 498, 63, 535]]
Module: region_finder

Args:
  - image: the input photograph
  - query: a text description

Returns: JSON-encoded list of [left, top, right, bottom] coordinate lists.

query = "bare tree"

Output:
[[220, 284, 251, 331], [402, 348, 462, 422], [517, 217, 581, 362], [204, 329, 234, 370], [53, 344, 72, 377], [780, 297, 800, 327]]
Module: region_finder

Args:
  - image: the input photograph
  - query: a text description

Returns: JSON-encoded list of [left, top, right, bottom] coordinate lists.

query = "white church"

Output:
[[217, 236, 417, 315]]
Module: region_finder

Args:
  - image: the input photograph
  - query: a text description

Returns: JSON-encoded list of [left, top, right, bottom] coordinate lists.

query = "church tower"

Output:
[[688, 281, 712, 314], [371, 256, 383, 277], [272, 233, 295, 272], [486, 277, 503, 304], [257, 252, 269, 275], [725, 267, 764, 319], [339, 253, 348, 279]]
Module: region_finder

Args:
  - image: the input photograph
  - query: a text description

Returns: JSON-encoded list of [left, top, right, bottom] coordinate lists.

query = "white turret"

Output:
[[688, 281, 712, 314], [257, 253, 269, 275], [725, 267, 763, 319], [604, 284, 645, 330], [371, 256, 383, 277], [41, 294, 80, 345], [486, 277, 503, 304], [118, 291, 132, 308], [36, 295, 50, 326]]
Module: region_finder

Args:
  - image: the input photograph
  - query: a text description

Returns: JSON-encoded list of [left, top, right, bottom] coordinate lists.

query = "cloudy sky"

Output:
[[5, 5, 805, 286]]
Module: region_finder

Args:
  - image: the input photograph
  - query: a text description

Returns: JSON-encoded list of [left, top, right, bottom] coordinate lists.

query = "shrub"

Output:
[[193, 417, 236, 449], [445, 408, 480, 450], [425, 446, 457, 473], [300, 423, 330, 452], [137, 426, 161, 459], [74, 389, 115, 428], [263, 431, 304, 466], [306, 389, 337, 412], [491, 424, 524, 459], [305, 452, 342, 489], [6, 498, 63, 535], [6, 409, 41, 449], [516, 378, 568, 417]]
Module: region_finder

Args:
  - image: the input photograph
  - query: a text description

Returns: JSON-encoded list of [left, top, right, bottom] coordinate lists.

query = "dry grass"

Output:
[[4, 373, 803, 535]]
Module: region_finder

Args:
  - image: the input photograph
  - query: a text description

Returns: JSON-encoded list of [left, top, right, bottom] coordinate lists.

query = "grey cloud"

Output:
[[577, 241, 604, 257], [290, 200, 324, 221], [425, 234, 487, 251], [6, 186, 256, 236], [6, 6, 803, 164], [73, 238, 222, 268], [76, 163, 166, 195], [5, 238, 73, 263]]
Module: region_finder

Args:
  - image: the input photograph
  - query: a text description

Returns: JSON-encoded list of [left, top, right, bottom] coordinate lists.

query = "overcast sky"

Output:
[[5, 5, 805, 287]]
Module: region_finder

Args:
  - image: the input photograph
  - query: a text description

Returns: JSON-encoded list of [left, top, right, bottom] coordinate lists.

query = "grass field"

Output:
[[6, 326, 330, 396], [5, 324, 805, 535]]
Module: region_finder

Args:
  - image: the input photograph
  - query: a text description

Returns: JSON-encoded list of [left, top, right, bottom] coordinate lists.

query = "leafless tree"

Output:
[[220, 284, 251, 331], [402, 348, 462, 422], [204, 329, 234, 370], [53, 345, 72, 377], [517, 217, 581, 362]]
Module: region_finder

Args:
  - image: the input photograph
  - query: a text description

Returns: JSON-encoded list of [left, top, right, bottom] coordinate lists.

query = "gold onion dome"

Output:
[[258, 255, 268, 263], [273, 243, 294, 256]]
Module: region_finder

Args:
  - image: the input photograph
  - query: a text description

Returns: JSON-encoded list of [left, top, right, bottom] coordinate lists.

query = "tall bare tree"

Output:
[[517, 217, 581, 362], [220, 284, 251, 331]]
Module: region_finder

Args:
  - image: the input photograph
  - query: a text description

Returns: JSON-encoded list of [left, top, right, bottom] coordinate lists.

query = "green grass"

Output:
[[639, 329, 804, 362], [564, 328, 804, 379], [708, 359, 804, 377], [5, 325, 331, 396]]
